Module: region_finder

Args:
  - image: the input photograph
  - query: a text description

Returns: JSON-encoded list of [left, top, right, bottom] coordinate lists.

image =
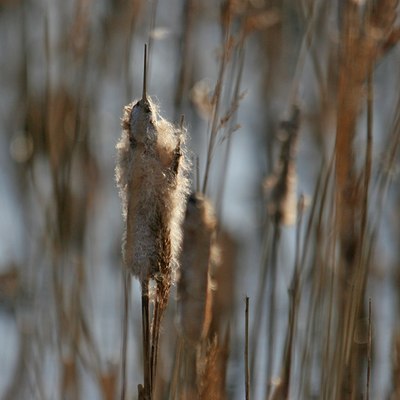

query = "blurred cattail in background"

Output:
[[178, 192, 217, 344], [175, 192, 223, 398]]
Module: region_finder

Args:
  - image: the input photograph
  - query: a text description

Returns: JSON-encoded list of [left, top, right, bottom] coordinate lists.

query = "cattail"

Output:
[[264, 106, 300, 226], [177, 193, 218, 399], [178, 192, 217, 344], [115, 45, 190, 398], [115, 50, 190, 287]]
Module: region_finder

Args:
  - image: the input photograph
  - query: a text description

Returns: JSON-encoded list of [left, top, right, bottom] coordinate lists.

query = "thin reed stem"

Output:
[[150, 285, 166, 392], [141, 279, 151, 399], [202, 17, 231, 194], [265, 219, 280, 397], [250, 223, 271, 386], [121, 270, 130, 400], [280, 196, 305, 398], [245, 296, 250, 400], [216, 40, 246, 218], [366, 298, 372, 400]]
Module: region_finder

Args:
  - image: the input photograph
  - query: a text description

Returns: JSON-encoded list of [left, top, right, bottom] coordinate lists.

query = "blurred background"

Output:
[[1, 0, 400, 399]]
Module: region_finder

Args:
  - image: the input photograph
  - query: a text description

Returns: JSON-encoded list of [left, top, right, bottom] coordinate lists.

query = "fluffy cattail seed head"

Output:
[[115, 79, 190, 286]]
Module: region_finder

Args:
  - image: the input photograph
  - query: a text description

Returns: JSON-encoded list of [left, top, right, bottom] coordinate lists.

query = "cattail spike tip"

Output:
[[142, 44, 148, 102]]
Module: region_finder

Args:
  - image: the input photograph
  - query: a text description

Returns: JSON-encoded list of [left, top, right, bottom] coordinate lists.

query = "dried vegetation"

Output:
[[1, 0, 400, 399]]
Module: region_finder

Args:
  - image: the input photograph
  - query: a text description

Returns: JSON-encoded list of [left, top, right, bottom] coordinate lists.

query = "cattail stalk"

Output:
[[116, 45, 189, 398]]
